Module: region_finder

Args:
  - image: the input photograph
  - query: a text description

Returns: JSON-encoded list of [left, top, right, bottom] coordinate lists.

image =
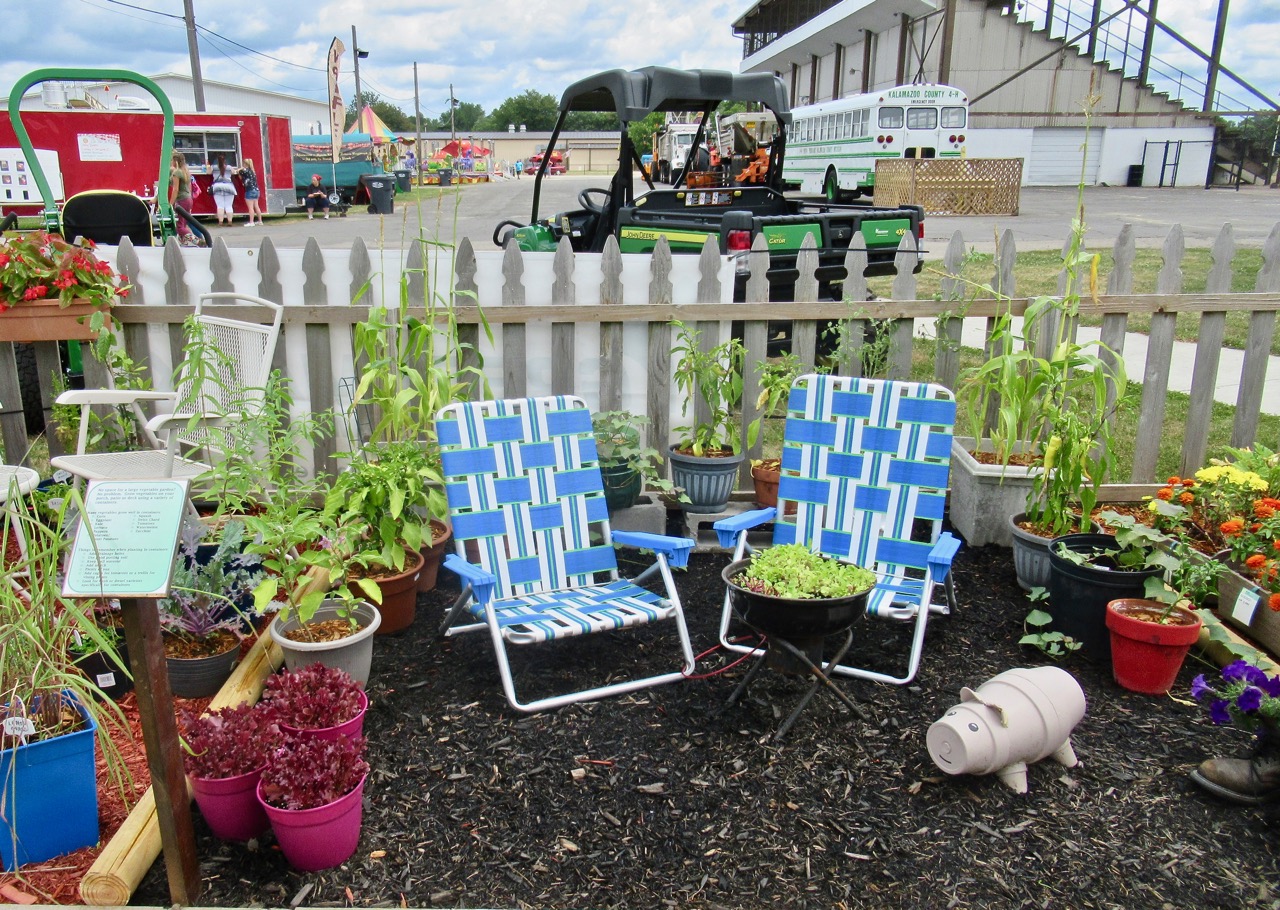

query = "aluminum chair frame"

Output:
[[436, 395, 696, 713], [714, 374, 961, 686]]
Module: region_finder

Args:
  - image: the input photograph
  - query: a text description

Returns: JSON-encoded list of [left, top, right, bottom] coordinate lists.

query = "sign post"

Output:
[[63, 479, 200, 904]]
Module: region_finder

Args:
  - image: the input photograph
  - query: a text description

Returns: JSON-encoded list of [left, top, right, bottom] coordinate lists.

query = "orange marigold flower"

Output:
[[1255, 502, 1277, 519], [1246, 554, 1267, 569], [1221, 519, 1245, 535], [1179, 492, 1195, 505], [1156, 487, 1174, 501], [1182, 479, 1196, 488], [1273, 539, 1280, 552], [1270, 593, 1280, 613], [1167, 476, 1181, 485]]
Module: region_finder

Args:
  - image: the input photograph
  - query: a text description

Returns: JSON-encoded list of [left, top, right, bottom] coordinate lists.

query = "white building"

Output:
[[732, 0, 1235, 187]]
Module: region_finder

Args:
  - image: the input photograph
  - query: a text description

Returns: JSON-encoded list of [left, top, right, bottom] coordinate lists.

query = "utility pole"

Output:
[[183, 0, 205, 111], [413, 63, 423, 186], [449, 83, 457, 145], [352, 25, 363, 117]]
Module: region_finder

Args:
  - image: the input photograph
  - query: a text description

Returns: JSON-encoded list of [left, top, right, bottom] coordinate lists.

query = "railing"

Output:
[[2, 222, 1278, 490]]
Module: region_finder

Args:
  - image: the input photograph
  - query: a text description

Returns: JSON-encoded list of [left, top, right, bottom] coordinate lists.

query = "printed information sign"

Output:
[[63, 479, 188, 598]]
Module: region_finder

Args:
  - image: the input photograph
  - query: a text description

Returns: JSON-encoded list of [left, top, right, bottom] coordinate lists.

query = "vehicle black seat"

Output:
[[62, 190, 154, 246]]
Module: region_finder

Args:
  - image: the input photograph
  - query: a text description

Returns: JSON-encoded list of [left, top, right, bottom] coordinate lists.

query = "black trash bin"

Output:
[[361, 175, 394, 214], [438, 168, 453, 188], [1126, 164, 1144, 187], [393, 169, 412, 192]]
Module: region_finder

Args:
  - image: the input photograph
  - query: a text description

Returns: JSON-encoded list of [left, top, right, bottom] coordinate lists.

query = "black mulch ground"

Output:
[[135, 542, 1280, 910]]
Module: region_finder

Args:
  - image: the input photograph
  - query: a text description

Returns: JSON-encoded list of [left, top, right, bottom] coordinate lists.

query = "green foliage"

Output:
[[747, 352, 804, 449], [628, 112, 665, 157], [1019, 596, 1082, 657], [565, 111, 620, 131], [591, 410, 682, 501], [670, 321, 745, 456], [346, 91, 413, 131], [731, 544, 876, 599], [326, 440, 440, 571], [479, 89, 560, 132]]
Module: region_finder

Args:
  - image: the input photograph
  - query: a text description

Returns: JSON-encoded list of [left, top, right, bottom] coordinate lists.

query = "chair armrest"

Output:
[[145, 412, 232, 434], [443, 553, 496, 604], [927, 532, 962, 579], [712, 507, 777, 549], [56, 389, 178, 407], [611, 531, 694, 570]]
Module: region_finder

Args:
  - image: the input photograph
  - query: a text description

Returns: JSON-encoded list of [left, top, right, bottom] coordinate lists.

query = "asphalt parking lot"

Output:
[[213, 174, 1279, 256]]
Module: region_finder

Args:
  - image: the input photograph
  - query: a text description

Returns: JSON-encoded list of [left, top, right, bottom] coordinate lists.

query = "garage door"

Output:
[[1027, 127, 1101, 185]]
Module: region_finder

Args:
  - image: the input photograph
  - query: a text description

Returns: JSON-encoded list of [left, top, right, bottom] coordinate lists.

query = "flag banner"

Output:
[[327, 38, 346, 164]]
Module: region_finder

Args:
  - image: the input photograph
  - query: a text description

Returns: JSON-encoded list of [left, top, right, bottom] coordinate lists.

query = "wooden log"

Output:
[[79, 566, 330, 905]]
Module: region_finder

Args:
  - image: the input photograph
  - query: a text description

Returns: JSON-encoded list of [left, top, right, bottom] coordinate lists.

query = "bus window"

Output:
[[852, 109, 869, 138], [879, 107, 904, 130], [842, 112, 852, 138], [907, 107, 937, 130], [942, 106, 967, 129]]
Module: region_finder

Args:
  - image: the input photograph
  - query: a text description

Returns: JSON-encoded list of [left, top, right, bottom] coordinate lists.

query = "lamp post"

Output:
[[351, 26, 369, 118]]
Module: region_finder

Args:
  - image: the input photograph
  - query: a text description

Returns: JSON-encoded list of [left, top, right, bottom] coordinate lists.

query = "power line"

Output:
[[194, 23, 325, 73], [196, 32, 321, 93], [96, 0, 183, 18]]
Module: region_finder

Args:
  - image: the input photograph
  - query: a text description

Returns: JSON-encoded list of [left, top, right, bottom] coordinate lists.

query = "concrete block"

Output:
[[608, 493, 668, 536]]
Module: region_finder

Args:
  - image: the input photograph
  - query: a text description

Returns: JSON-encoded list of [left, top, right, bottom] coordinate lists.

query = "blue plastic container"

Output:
[[1, 694, 100, 870]]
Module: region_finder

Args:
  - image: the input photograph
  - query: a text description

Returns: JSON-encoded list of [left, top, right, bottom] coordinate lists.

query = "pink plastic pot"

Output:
[[189, 767, 269, 841], [257, 773, 366, 872], [280, 689, 368, 742]]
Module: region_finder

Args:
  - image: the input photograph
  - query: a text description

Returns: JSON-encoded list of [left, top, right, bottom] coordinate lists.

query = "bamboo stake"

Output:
[[80, 566, 331, 905]]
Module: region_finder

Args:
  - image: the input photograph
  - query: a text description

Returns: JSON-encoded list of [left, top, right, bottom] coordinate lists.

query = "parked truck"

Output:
[[494, 66, 925, 307], [651, 117, 701, 184]]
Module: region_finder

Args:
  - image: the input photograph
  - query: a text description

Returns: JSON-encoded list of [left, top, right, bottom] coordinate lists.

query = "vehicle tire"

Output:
[[14, 342, 45, 434], [823, 170, 840, 203]]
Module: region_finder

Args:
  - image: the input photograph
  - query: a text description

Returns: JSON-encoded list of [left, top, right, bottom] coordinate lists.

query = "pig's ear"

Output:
[[960, 686, 979, 702]]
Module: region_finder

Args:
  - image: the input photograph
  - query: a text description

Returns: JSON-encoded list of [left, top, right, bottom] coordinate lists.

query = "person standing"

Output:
[[515, 159, 523, 180], [210, 153, 237, 225], [305, 174, 331, 219], [168, 150, 211, 247], [238, 158, 263, 226]]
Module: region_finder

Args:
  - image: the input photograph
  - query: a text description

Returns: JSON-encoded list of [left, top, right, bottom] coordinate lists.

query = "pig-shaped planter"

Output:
[[926, 666, 1086, 793]]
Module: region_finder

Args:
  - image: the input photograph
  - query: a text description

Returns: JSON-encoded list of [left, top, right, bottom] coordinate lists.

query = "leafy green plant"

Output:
[[325, 439, 443, 572], [591, 410, 682, 501], [670, 320, 745, 456], [1019, 591, 1081, 657], [730, 544, 875, 599], [158, 519, 263, 644], [747, 352, 803, 450]]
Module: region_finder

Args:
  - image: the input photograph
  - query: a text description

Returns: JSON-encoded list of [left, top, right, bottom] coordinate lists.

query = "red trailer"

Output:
[[0, 110, 294, 217]]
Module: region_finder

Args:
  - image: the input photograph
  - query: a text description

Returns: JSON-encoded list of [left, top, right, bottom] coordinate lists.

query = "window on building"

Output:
[[878, 107, 904, 130], [941, 106, 967, 129], [906, 107, 938, 130], [175, 131, 241, 173]]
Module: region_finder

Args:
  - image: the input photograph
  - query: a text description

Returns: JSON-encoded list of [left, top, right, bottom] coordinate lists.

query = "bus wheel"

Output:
[[823, 171, 839, 203]]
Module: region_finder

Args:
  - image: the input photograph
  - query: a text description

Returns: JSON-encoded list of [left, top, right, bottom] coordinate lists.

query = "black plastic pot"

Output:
[[73, 641, 133, 700], [1047, 533, 1163, 660], [722, 558, 870, 670], [600, 461, 642, 512]]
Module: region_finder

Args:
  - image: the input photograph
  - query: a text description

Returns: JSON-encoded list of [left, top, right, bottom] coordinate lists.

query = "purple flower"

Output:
[[1209, 699, 1233, 725], [1262, 674, 1280, 699], [1222, 660, 1252, 682], [1237, 687, 1264, 713], [1242, 665, 1270, 687], [1190, 674, 1213, 700]]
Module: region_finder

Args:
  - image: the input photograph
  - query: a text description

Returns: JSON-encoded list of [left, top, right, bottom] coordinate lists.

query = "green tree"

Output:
[[346, 91, 413, 132], [628, 112, 665, 156], [478, 89, 560, 132], [565, 111, 621, 131]]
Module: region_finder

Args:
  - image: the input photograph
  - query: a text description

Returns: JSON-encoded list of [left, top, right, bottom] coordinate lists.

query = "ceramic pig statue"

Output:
[[926, 666, 1086, 794]]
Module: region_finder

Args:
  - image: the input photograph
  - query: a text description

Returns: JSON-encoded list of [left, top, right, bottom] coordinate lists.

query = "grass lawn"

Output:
[[868, 246, 1277, 354]]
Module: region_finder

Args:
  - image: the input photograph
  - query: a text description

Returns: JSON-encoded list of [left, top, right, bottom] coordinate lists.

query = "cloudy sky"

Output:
[[0, 0, 1274, 119]]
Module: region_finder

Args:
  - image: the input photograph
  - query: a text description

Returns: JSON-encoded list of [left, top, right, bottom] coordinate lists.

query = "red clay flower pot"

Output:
[[1105, 598, 1203, 695]]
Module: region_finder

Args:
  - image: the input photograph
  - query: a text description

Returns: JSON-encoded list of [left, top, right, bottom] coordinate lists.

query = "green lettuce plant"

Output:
[[730, 544, 875, 599]]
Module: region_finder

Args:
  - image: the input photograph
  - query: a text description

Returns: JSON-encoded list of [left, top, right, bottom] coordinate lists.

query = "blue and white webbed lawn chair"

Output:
[[436, 395, 696, 713], [715, 375, 961, 686]]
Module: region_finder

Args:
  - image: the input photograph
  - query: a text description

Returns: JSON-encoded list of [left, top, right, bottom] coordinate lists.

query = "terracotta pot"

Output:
[[417, 520, 453, 593], [750, 461, 780, 508], [371, 547, 423, 635], [0, 297, 111, 343], [1106, 598, 1203, 694]]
